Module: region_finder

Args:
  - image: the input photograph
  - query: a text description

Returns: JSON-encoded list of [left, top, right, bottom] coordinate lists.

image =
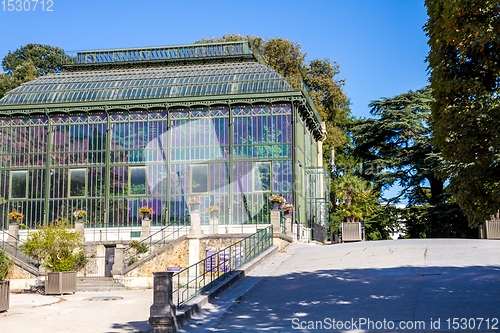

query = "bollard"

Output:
[[149, 272, 177, 333]]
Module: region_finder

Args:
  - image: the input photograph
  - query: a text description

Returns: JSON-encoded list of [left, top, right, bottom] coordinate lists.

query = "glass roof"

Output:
[[69, 41, 256, 65], [0, 61, 292, 106]]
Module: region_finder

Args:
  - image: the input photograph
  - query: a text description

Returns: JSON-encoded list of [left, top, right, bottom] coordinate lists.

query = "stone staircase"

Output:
[[76, 277, 126, 292]]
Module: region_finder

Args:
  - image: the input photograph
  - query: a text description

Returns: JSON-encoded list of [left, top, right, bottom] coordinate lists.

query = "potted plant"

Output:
[[73, 210, 87, 222], [7, 209, 23, 223], [281, 204, 294, 217], [207, 205, 221, 218], [268, 195, 286, 210], [21, 220, 86, 295], [138, 206, 155, 220], [187, 197, 201, 212], [0, 250, 13, 312]]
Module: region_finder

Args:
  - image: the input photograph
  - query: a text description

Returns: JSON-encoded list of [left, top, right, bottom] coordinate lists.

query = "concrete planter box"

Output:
[[45, 271, 77, 295], [341, 222, 362, 242], [0, 280, 9, 312]]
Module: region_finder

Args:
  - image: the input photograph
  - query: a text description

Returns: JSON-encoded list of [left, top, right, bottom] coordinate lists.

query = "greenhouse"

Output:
[[0, 41, 328, 238]]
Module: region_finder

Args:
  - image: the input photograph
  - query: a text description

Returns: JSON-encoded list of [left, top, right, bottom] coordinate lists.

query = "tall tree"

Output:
[[0, 44, 68, 99], [2, 43, 68, 77], [352, 87, 473, 238], [425, 0, 500, 226]]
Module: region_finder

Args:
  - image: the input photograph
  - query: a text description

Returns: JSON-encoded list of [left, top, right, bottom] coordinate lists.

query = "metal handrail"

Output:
[[172, 226, 273, 308], [124, 219, 191, 265], [0, 230, 39, 267]]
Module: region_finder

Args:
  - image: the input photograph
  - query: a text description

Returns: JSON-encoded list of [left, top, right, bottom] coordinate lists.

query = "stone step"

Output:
[[76, 277, 126, 292]]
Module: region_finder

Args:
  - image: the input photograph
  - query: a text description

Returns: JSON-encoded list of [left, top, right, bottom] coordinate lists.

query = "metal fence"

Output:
[[172, 226, 273, 308]]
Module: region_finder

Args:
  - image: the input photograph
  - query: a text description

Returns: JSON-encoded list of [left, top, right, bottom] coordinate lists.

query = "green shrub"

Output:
[[127, 257, 137, 266], [130, 241, 148, 254], [21, 220, 85, 272], [0, 250, 14, 281]]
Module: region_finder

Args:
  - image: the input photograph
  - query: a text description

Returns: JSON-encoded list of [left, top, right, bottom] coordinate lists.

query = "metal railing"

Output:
[[0, 230, 39, 267], [280, 215, 287, 234], [172, 226, 273, 308], [124, 221, 190, 266]]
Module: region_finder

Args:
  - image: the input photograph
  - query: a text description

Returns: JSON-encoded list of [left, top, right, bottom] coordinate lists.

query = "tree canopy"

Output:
[[425, 0, 500, 225], [2, 43, 68, 77], [0, 44, 68, 99], [352, 87, 473, 238]]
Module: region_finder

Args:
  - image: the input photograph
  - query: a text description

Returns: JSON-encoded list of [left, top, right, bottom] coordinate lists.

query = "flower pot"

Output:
[[142, 213, 150, 220], [283, 211, 292, 217], [209, 211, 219, 219], [271, 201, 280, 210], [0, 280, 9, 312], [45, 271, 77, 295], [189, 203, 200, 212]]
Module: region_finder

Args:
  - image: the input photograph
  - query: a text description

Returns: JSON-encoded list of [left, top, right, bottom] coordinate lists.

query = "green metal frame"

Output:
[[0, 42, 327, 230]]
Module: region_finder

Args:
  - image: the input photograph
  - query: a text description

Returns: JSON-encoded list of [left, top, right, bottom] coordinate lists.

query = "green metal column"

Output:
[[104, 109, 111, 227], [165, 104, 171, 225], [228, 101, 234, 225], [291, 100, 297, 229], [43, 110, 52, 226]]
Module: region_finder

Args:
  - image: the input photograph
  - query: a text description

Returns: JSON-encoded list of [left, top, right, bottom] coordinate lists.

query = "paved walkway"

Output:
[[1, 239, 499, 332], [181, 239, 500, 332]]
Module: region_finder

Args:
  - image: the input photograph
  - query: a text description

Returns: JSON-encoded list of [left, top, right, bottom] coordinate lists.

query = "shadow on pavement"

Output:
[[110, 320, 153, 332], [208, 266, 500, 332]]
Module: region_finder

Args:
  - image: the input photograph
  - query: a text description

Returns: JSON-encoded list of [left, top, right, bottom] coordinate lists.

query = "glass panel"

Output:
[[254, 162, 271, 192], [130, 166, 147, 195], [10, 171, 27, 199], [191, 164, 208, 194], [69, 169, 86, 197]]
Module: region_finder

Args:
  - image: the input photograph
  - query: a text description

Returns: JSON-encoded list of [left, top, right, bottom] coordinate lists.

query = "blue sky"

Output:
[[0, 0, 430, 200]]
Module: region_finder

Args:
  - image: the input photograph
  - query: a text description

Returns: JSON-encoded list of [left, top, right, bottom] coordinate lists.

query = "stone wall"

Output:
[[79, 244, 106, 277], [8, 264, 36, 280], [199, 235, 248, 260], [7, 262, 40, 290], [125, 239, 189, 278]]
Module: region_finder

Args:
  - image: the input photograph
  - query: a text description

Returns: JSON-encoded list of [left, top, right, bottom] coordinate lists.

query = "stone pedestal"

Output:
[[284, 216, 293, 238], [111, 243, 126, 277], [209, 217, 219, 234], [7, 220, 19, 246], [189, 211, 201, 237], [149, 271, 177, 333], [188, 237, 200, 279], [141, 217, 151, 240], [75, 218, 85, 238], [270, 209, 281, 235]]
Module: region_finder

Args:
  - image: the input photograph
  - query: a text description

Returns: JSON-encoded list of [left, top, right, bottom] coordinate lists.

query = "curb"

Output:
[[174, 245, 279, 329]]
